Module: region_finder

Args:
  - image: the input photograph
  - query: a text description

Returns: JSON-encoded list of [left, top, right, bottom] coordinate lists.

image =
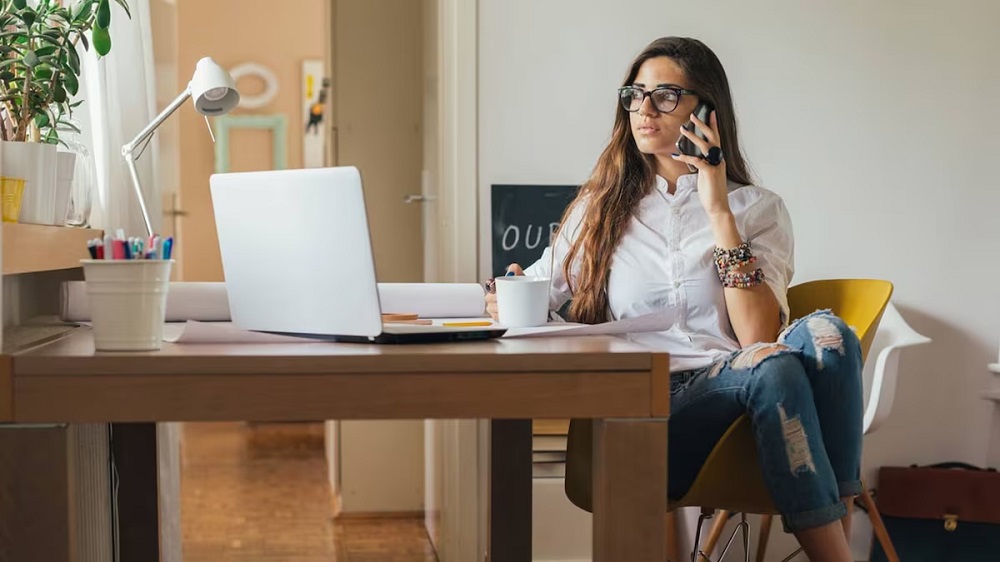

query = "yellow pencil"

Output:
[[442, 321, 494, 327]]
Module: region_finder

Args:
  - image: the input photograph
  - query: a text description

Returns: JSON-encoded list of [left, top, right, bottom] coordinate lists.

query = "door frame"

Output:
[[324, 1, 482, 560], [435, 1, 483, 561]]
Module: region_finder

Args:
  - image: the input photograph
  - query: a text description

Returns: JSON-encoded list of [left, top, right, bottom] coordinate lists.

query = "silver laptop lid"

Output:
[[210, 166, 383, 337]]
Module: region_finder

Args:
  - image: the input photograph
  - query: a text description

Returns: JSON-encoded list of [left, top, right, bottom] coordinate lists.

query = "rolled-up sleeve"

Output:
[[745, 195, 795, 327]]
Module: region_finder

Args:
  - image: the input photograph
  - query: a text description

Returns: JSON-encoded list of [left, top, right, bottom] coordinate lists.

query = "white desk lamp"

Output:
[[122, 56, 240, 237]]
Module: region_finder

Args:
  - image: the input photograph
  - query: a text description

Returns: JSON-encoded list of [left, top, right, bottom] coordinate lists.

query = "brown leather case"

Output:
[[877, 463, 1000, 526]]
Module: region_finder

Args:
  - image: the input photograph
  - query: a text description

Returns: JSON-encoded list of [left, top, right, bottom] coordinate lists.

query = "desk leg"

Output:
[[489, 419, 532, 562], [111, 423, 161, 562], [592, 418, 668, 562]]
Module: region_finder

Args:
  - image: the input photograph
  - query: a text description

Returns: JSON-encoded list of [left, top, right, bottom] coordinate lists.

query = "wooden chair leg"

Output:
[[754, 514, 773, 562], [698, 509, 731, 562], [859, 488, 900, 562], [666, 510, 680, 562]]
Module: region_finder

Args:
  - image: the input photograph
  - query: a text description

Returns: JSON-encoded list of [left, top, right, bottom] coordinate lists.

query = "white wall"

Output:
[[479, 0, 1000, 559]]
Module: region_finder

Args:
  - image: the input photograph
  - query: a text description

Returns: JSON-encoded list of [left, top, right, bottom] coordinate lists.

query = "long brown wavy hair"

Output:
[[560, 37, 754, 324]]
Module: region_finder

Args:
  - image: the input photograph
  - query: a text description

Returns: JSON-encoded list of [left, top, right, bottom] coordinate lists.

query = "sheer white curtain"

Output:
[[75, 0, 159, 235]]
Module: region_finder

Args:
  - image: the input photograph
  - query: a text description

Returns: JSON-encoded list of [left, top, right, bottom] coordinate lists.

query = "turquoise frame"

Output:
[[213, 114, 288, 173]]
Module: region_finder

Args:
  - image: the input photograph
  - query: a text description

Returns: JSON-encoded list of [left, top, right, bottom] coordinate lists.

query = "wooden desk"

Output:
[[1, 329, 671, 562]]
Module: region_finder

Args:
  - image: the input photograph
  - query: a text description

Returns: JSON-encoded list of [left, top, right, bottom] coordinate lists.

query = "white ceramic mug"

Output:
[[494, 276, 550, 328]]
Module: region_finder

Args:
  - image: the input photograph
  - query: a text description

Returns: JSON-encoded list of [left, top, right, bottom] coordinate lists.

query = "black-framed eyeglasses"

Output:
[[618, 86, 699, 114]]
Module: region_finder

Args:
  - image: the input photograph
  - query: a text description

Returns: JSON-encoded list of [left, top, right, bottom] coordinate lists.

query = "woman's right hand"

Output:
[[485, 263, 524, 320]]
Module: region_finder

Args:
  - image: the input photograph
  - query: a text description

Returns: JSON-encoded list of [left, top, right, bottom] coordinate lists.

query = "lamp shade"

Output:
[[190, 57, 240, 115]]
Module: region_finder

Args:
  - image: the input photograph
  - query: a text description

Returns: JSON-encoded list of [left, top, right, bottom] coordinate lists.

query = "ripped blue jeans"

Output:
[[668, 310, 863, 532]]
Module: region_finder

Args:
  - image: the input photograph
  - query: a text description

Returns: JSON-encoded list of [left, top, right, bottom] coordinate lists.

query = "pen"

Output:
[[442, 321, 493, 327]]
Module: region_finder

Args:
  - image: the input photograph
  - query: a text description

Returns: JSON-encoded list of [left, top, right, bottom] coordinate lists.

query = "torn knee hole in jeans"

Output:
[[778, 404, 817, 475], [805, 315, 845, 370], [729, 343, 790, 370]]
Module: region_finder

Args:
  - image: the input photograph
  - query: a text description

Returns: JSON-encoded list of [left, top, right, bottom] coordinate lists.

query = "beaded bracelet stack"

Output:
[[713, 241, 765, 289]]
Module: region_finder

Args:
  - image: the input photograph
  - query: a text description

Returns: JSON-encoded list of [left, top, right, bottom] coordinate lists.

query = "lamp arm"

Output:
[[123, 86, 191, 155], [121, 86, 191, 238]]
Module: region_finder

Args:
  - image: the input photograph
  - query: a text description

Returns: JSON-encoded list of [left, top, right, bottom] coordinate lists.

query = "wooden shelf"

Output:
[[2, 223, 101, 275]]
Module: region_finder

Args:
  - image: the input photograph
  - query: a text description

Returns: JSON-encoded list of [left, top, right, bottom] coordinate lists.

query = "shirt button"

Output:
[[671, 207, 681, 216], [673, 281, 682, 288]]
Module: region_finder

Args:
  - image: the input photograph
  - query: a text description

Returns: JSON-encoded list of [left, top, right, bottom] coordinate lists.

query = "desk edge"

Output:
[[650, 353, 670, 417]]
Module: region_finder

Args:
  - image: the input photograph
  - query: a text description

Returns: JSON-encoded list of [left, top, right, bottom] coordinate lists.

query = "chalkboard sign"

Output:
[[491, 184, 581, 276]]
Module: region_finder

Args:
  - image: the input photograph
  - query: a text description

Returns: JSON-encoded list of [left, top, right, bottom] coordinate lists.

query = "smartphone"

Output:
[[675, 101, 714, 158]]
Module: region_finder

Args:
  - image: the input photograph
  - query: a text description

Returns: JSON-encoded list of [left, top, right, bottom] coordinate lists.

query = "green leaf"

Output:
[[33, 65, 53, 80], [17, 9, 36, 27], [34, 112, 50, 128], [114, 0, 131, 19], [23, 49, 39, 67], [34, 45, 57, 57], [0, 71, 14, 83], [72, 1, 93, 23], [92, 26, 111, 56], [12, 0, 26, 10], [79, 31, 90, 52], [63, 72, 78, 96], [53, 84, 67, 103], [70, 100, 84, 109], [67, 43, 81, 73], [96, 0, 111, 29], [57, 119, 81, 134]]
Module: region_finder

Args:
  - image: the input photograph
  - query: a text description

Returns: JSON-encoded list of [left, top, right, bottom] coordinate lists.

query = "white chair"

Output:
[[861, 301, 933, 435]]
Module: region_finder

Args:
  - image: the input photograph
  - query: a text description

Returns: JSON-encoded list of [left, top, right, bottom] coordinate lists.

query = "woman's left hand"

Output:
[[672, 111, 731, 217]]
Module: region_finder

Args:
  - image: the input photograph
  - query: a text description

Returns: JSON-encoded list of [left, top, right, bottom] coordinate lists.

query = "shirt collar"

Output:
[[654, 173, 699, 195]]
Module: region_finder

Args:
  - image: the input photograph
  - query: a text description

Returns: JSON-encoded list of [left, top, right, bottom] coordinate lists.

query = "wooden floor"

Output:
[[181, 422, 439, 562]]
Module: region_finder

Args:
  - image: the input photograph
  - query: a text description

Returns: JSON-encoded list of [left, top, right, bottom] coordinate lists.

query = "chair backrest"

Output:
[[862, 301, 931, 434], [787, 279, 894, 362]]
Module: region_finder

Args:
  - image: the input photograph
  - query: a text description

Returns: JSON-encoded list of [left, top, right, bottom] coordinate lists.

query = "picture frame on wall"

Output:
[[302, 60, 330, 168]]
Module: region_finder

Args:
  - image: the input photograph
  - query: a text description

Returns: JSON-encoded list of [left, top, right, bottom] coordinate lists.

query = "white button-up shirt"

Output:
[[524, 174, 794, 372]]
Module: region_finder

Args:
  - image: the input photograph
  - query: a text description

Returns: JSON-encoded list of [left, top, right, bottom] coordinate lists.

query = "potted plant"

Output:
[[0, 0, 130, 224]]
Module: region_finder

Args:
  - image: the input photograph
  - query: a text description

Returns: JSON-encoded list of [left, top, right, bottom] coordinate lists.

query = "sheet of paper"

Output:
[[163, 321, 321, 344], [502, 308, 678, 339]]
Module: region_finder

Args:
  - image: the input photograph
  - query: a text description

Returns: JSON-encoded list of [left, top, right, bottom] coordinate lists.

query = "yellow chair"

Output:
[[564, 279, 898, 562]]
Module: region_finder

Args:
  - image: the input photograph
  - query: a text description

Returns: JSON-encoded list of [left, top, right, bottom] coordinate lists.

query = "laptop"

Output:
[[209, 166, 505, 343]]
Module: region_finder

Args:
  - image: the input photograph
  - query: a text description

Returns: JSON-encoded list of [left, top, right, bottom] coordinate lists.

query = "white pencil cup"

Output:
[[81, 260, 173, 351]]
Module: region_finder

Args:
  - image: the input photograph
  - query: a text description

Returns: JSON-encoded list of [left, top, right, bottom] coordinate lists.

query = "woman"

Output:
[[487, 37, 862, 561]]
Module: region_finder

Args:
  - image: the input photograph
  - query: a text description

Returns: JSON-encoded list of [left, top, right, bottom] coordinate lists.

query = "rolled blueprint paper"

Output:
[[61, 281, 487, 322]]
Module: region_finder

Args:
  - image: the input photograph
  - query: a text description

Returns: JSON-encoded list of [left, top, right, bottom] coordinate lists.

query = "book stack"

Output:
[[532, 419, 571, 478]]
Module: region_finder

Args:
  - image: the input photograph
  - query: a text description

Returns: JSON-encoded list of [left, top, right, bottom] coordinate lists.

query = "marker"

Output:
[[162, 237, 174, 260], [103, 235, 113, 260], [113, 239, 126, 260], [442, 321, 493, 327], [87, 240, 98, 259]]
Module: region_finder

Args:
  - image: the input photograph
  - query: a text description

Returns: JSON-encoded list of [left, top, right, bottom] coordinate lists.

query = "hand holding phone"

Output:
[[675, 101, 714, 158]]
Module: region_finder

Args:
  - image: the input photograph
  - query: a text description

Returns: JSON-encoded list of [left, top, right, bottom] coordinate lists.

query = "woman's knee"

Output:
[[779, 311, 861, 370]]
